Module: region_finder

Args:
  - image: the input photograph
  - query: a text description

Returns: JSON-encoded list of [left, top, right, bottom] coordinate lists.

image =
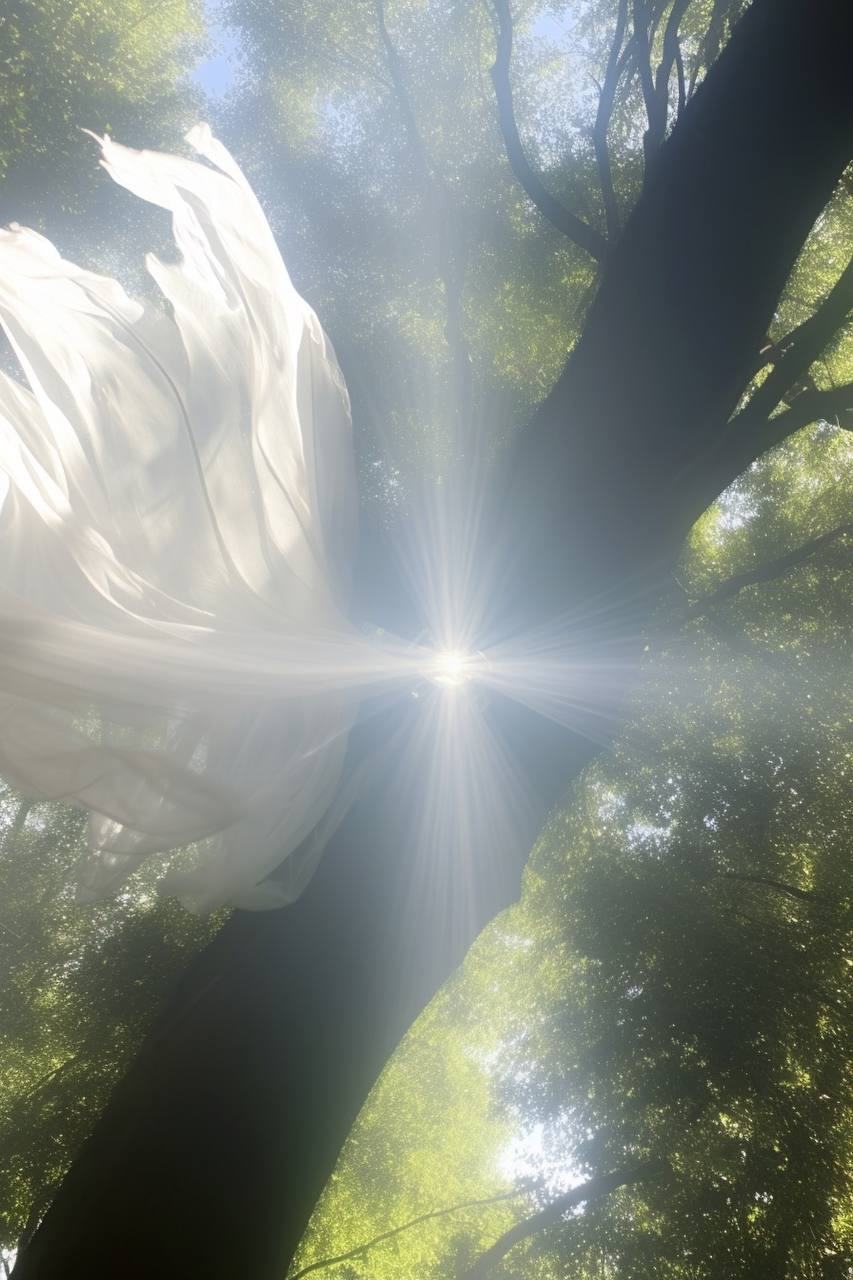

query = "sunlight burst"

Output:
[[429, 649, 475, 688]]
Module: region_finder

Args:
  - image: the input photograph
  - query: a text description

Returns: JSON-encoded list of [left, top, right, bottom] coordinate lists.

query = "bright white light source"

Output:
[[429, 649, 474, 688]]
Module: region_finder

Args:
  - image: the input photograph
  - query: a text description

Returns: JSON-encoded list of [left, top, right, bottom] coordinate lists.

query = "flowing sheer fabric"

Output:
[[0, 126, 409, 912]]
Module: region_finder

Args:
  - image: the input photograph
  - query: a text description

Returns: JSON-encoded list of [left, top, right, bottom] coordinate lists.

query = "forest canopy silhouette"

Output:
[[1, 2, 852, 1278]]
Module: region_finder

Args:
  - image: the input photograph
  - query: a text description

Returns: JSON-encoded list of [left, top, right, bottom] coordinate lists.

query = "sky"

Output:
[[192, 2, 240, 98], [190, 3, 576, 100]]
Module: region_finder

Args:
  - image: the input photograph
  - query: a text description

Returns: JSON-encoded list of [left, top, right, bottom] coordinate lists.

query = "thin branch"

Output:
[[376, 0, 472, 421], [375, 0, 432, 175], [687, 522, 853, 619], [3, 799, 31, 849], [699, 607, 790, 671], [652, 0, 691, 139], [121, 0, 176, 38], [674, 37, 686, 116], [720, 872, 831, 905], [489, 0, 607, 261], [593, 0, 628, 243], [741, 252, 853, 423], [632, 0, 659, 164], [462, 1163, 666, 1279], [289, 1184, 535, 1279], [687, 0, 727, 96]]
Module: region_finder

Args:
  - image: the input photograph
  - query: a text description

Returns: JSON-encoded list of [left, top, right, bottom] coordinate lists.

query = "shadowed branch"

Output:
[[652, 0, 691, 138], [688, 0, 727, 96], [462, 1163, 667, 1278], [289, 1184, 536, 1279], [743, 252, 853, 421], [593, 0, 629, 242], [489, 0, 607, 261], [687, 521, 853, 619]]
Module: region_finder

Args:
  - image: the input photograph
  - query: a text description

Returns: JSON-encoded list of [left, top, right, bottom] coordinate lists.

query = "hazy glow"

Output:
[[0, 122, 656, 922], [428, 649, 476, 688]]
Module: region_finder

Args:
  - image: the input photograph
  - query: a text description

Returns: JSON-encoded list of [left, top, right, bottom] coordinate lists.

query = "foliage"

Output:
[[0, 0, 205, 211], [0, 2, 217, 1262], [294, 426, 853, 1278], [0, 800, 220, 1258]]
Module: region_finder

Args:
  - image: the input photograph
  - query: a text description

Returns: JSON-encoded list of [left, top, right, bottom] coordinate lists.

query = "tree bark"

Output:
[[14, 1, 853, 1277]]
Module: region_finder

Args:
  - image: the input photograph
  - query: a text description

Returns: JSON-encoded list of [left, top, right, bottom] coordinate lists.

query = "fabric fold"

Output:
[[0, 126, 400, 911]]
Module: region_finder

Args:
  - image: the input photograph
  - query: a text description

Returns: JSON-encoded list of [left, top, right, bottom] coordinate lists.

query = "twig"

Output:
[[289, 1184, 536, 1279], [489, 0, 607, 261], [720, 872, 831, 905]]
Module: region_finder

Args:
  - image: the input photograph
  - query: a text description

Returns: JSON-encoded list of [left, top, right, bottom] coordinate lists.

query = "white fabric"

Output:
[[0, 126, 413, 912]]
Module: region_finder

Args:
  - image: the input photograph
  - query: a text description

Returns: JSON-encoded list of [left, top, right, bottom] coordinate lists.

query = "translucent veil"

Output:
[[0, 126, 413, 912]]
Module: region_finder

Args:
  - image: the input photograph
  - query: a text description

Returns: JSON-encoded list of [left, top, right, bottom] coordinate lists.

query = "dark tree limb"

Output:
[[687, 0, 728, 96], [462, 1163, 667, 1279], [490, 0, 608, 260], [720, 872, 831, 905], [506, 0, 853, 619], [632, 0, 659, 165], [290, 1184, 534, 1279], [674, 36, 686, 116], [741, 252, 853, 422], [701, 383, 853, 503], [651, 0, 691, 144], [759, 384, 853, 442], [686, 521, 853, 619], [593, 0, 628, 243]]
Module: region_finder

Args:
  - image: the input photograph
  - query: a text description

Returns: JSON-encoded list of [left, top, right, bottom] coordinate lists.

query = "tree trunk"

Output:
[[15, 1, 853, 1276]]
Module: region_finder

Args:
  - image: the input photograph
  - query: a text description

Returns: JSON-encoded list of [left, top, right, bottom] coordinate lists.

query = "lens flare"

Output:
[[429, 649, 475, 688]]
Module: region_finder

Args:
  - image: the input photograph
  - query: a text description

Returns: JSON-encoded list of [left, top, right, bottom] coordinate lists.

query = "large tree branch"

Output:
[[741, 252, 853, 422], [504, 0, 853, 623], [687, 0, 727, 96], [686, 521, 853, 619], [490, 0, 608, 261], [375, 0, 432, 176], [673, 37, 686, 116], [650, 0, 691, 147], [700, 383, 853, 502], [462, 1163, 666, 1279]]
